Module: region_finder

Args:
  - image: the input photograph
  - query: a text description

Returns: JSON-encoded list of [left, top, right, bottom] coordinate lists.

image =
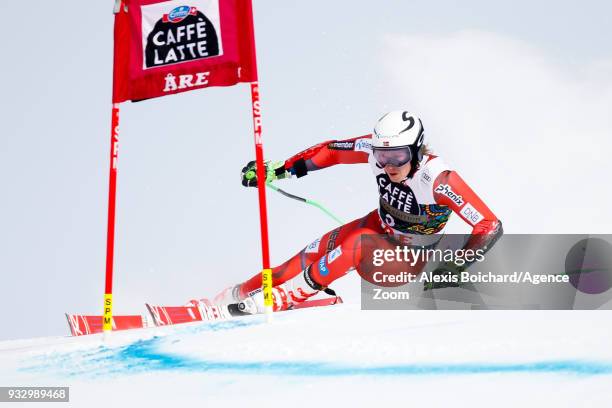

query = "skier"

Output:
[[214, 110, 503, 313]]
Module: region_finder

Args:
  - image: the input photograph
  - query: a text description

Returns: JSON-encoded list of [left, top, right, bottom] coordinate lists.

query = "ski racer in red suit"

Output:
[[215, 110, 503, 313]]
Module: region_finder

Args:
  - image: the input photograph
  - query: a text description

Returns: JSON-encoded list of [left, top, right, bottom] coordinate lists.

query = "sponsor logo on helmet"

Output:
[[327, 246, 342, 264], [460, 203, 484, 225], [415, 130, 425, 146], [327, 141, 355, 150], [400, 112, 415, 133], [374, 128, 401, 139], [434, 184, 464, 207]]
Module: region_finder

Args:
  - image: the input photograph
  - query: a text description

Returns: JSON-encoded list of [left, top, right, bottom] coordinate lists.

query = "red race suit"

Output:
[[238, 135, 503, 298]]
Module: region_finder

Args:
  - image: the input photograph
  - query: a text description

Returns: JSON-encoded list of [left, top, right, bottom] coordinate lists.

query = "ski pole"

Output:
[[266, 182, 344, 225]]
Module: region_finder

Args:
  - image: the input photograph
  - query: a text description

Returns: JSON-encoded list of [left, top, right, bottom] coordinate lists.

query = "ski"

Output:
[[66, 296, 344, 335], [292, 296, 343, 309], [145, 296, 343, 327], [145, 301, 231, 326], [65, 314, 146, 336]]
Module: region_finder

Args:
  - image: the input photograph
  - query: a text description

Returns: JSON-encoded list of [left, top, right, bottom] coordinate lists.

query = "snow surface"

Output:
[[1, 304, 612, 407]]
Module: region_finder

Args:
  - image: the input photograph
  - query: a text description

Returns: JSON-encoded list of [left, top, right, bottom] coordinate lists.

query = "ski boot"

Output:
[[228, 266, 325, 316]]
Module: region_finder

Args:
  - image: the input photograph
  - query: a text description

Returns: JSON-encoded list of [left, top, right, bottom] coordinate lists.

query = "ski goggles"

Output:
[[372, 146, 413, 167]]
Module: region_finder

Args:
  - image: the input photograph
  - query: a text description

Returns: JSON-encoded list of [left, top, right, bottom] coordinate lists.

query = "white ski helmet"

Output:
[[372, 110, 425, 168]]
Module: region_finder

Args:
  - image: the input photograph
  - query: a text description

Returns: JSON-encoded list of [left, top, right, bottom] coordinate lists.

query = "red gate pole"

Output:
[[245, 2, 273, 317], [103, 103, 120, 332], [249, 83, 273, 316]]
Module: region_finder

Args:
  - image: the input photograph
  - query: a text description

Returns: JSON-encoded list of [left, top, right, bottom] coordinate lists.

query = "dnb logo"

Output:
[[144, 3, 221, 69]]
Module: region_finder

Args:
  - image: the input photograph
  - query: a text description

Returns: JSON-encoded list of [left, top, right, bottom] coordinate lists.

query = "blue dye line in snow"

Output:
[[21, 318, 612, 378], [116, 339, 612, 376], [32, 339, 611, 378]]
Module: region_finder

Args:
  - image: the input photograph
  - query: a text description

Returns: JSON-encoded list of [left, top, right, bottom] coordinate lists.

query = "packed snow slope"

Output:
[[1, 305, 612, 407]]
